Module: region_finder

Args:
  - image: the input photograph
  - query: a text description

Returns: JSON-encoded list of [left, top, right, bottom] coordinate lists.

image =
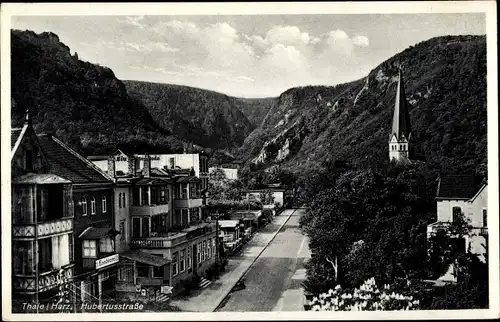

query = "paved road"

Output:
[[216, 209, 311, 312]]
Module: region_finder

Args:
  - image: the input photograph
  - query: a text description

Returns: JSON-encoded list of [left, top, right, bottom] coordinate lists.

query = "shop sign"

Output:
[[161, 286, 173, 294], [96, 254, 119, 270]]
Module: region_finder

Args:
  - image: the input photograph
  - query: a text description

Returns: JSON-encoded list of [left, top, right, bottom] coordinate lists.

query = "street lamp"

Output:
[[212, 211, 223, 268]]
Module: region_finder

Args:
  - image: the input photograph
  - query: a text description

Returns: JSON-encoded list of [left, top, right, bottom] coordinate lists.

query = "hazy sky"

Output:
[[12, 13, 485, 97]]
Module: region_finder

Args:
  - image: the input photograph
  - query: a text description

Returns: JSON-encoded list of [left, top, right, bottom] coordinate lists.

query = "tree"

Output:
[[300, 162, 436, 291], [208, 168, 229, 200]]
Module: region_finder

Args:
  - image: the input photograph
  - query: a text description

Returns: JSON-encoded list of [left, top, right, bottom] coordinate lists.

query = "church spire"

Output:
[[389, 67, 412, 162], [391, 67, 411, 142]]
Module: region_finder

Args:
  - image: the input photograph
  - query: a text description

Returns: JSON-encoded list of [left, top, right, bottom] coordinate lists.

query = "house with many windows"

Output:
[[103, 154, 216, 298], [35, 132, 119, 304], [11, 115, 75, 310], [427, 175, 488, 263]]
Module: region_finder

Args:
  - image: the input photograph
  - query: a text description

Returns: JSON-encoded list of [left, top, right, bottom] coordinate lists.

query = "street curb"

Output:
[[212, 209, 297, 312]]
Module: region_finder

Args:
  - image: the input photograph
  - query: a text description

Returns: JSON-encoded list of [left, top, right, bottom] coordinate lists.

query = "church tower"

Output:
[[389, 68, 412, 162]]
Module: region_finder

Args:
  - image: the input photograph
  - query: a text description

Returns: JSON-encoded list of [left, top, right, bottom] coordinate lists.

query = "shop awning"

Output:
[[79, 227, 120, 239], [120, 250, 171, 267]]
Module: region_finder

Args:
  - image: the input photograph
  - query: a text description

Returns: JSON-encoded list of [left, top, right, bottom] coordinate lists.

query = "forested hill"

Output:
[[238, 35, 487, 177], [123, 81, 275, 150], [11, 29, 191, 155]]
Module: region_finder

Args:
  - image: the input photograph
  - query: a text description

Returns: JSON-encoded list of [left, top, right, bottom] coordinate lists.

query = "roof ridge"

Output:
[[51, 136, 115, 182]]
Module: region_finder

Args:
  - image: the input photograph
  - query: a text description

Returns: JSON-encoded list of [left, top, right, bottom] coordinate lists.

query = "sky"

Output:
[[11, 13, 485, 98]]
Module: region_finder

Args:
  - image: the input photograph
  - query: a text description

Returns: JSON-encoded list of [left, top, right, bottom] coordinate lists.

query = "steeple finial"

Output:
[[25, 107, 30, 124]]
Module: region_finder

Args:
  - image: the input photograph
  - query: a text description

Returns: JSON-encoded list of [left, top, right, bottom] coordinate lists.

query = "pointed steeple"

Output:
[[390, 67, 411, 142]]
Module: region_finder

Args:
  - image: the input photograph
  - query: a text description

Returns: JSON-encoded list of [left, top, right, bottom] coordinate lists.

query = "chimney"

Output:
[[128, 155, 137, 176], [144, 154, 151, 178], [107, 155, 116, 177]]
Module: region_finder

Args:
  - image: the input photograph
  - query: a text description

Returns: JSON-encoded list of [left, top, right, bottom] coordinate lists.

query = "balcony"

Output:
[[130, 223, 215, 249], [12, 218, 73, 238], [174, 198, 202, 209], [130, 203, 170, 216], [13, 264, 74, 294]]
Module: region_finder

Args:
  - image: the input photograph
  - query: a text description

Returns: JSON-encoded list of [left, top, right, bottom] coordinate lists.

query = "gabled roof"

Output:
[[390, 68, 412, 142], [436, 175, 482, 200], [175, 176, 201, 184], [37, 134, 114, 184]]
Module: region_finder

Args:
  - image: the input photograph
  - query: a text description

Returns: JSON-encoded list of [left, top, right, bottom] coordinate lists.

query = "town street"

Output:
[[216, 208, 311, 312]]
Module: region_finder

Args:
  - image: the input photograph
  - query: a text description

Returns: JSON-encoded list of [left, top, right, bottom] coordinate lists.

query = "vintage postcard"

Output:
[[1, 1, 498, 321]]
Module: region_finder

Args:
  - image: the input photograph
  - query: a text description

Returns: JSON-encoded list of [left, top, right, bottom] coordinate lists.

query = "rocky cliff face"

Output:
[[237, 35, 487, 176]]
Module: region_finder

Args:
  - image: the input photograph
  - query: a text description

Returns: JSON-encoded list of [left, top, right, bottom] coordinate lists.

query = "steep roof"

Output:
[[390, 68, 412, 142], [37, 134, 113, 184], [436, 175, 481, 199]]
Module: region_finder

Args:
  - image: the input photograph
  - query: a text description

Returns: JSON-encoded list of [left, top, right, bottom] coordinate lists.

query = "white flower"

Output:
[[335, 285, 342, 290]]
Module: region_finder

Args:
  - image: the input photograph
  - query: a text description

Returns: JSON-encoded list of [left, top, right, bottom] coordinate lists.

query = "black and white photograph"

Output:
[[1, 1, 498, 320]]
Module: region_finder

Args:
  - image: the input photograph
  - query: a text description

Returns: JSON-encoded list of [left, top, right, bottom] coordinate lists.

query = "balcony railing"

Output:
[[130, 223, 215, 249], [13, 264, 74, 293], [12, 218, 73, 238], [130, 203, 170, 216], [174, 198, 202, 209]]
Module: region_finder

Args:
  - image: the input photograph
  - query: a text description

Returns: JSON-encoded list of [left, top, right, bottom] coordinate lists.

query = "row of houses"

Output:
[[10, 116, 217, 311]]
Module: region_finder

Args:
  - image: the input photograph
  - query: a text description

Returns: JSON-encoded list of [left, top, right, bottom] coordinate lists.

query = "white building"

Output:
[[427, 175, 488, 263]]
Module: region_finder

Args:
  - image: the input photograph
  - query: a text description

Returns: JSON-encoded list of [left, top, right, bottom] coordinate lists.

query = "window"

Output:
[[197, 243, 202, 265], [181, 209, 189, 226], [180, 249, 186, 272], [152, 254, 164, 278], [182, 184, 188, 199], [142, 217, 150, 237], [187, 246, 192, 269], [82, 197, 88, 216], [13, 241, 33, 275], [483, 209, 487, 227], [119, 193, 122, 208], [202, 241, 207, 261], [172, 252, 178, 276], [160, 187, 166, 203], [132, 217, 141, 238], [137, 265, 150, 278], [100, 237, 114, 253], [123, 193, 126, 208], [452, 207, 462, 223], [90, 197, 96, 215], [207, 240, 211, 259], [102, 197, 107, 213], [82, 240, 97, 258], [169, 157, 175, 169], [213, 238, 217, 258], [151, 187, 158, 205]]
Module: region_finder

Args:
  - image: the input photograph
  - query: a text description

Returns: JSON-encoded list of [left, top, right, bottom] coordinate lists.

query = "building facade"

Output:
[[11, 118, 75, 310], [427, 175, 488, 263]]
